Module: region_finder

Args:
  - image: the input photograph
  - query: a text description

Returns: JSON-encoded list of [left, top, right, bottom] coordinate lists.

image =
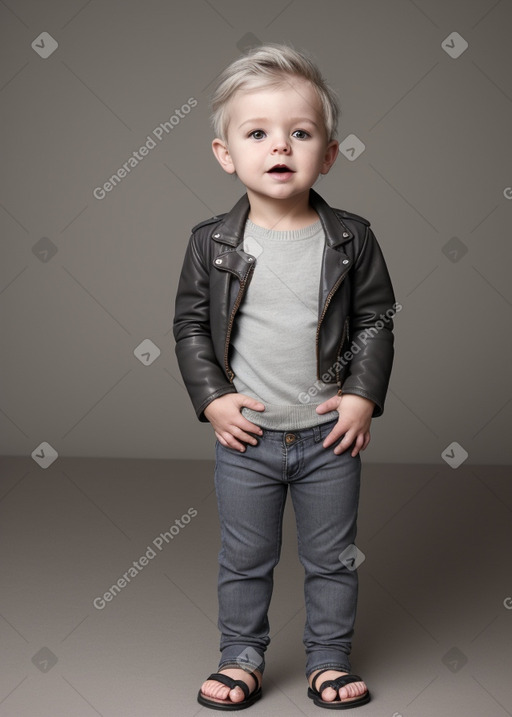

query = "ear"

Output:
[[212, 138, 236, 175], [319, 140, 339, 175]]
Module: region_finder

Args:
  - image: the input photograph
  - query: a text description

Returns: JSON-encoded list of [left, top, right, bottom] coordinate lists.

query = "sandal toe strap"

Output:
[[206, 673, 250, 699], [221, 666, 260, 690], [318, 673, 363, 695]]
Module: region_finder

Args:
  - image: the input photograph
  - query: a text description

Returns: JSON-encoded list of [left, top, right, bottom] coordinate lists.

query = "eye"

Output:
[[292, 129, 311, 140], [249, 129, 266, 140]]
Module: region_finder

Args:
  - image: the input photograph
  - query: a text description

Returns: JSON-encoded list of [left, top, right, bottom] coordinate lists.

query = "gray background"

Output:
[[1, 0, 512, 464], [1, 3, 512, 716]]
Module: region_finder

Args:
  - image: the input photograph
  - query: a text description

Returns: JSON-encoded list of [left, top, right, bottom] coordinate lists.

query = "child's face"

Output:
[[212, 77, 339, 205]]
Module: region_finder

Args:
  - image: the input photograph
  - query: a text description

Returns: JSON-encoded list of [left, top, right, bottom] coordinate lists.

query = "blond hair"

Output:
[[210, 44, 340, 142]]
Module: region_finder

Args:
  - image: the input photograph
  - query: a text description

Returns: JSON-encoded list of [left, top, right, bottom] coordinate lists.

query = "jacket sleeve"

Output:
[[340, 225, 396, 417], [173, 231, 237, 421]]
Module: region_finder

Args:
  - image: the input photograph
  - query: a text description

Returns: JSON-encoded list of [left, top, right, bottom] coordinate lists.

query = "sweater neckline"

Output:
[[245, 217, 323, 241]]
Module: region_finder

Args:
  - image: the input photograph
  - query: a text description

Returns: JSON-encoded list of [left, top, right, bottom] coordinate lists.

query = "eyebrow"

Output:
[[237, 117, 320, 130]]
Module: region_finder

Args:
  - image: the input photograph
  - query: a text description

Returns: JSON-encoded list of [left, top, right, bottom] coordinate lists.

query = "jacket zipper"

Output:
[[315, 271, 349, 392], [224, 263, 256, 382]]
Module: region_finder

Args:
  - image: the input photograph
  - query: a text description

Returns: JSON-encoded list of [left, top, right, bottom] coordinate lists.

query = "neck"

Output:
[[246, 189, 318, 230]]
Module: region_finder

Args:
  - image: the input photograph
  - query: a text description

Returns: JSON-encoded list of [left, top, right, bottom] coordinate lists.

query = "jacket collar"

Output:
[[210, 189, 354, 248]]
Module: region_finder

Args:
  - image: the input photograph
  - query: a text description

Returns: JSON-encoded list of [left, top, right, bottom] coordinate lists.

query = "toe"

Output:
[[229, 686, 245, 703], [200, 679, 211, 697], [320, 686, 338, 702], [338, 680, 367, 701], [200, 668, 261, 705], [309, 670, 368, 704], [203, 679, 230, 700]]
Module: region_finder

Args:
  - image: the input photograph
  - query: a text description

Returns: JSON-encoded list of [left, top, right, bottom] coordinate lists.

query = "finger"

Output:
[[226, 424, 261, 450], [246, 401, 265, 411], [350, 433, 366, 458], [238, 395, 265, 412], [333, 430, 356, 455], [316, 396, 340, 414], [222, 433, 247, 452], [323, 423, 348, 448], [228, 423, 260, 445], [238, 431, 259, 446], [239, 418, 263, 436], [217, 431, 245, 452]]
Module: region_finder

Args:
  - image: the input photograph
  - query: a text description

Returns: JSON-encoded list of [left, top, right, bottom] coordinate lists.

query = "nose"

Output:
[[271, 135, 290, 153]]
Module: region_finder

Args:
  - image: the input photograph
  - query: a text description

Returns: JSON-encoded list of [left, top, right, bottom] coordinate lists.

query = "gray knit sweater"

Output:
[[231, 218, 339, 430]]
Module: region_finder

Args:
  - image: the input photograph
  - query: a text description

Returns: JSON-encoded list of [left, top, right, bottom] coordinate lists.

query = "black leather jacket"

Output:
[[173, 189, 396, 422]]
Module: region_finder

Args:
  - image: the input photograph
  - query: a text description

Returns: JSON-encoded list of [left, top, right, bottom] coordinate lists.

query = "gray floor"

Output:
[[0, 456, 510, 717]]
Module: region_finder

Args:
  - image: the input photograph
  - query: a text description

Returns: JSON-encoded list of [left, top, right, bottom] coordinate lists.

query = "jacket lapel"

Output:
[[211, 189, 354, 316]]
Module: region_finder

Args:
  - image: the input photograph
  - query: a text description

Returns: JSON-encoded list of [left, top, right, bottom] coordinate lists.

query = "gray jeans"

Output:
[[213, 418, 362, 679]]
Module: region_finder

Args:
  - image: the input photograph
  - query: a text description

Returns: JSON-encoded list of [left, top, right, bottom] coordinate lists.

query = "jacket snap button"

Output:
[[342, 232, 349, 238], [215, 258, 222, 265], [213, 233, 221, 238], [342, 259, 349, 265]]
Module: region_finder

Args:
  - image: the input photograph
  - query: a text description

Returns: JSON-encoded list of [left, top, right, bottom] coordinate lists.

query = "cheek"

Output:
[[235, 157, 254, 174], [238, 152, 261, 172], [302, 144, 324, 164]]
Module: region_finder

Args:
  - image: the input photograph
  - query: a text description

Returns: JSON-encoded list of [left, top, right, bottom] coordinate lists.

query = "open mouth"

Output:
[[268, 164, 294, 173]]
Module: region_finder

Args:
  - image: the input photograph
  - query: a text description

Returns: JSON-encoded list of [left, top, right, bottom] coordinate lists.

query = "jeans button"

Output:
[[285, 433, 296, 445]]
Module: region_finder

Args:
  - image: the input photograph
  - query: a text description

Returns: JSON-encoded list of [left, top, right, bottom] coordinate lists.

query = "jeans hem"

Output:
[[306, 662, 352, 681], [218, 659, 265, 675]]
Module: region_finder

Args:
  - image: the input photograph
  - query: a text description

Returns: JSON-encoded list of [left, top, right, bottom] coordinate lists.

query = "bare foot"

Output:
[[309, 669, 368, 703], [200, 666, 262, 706]]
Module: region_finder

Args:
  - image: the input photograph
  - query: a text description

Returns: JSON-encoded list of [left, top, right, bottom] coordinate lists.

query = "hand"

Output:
[[204, 393, 265, 452], [316, 393, 374, 456]]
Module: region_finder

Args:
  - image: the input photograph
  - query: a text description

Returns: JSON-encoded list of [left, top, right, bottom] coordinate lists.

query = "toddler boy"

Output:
[[174, 44, 396, 710]]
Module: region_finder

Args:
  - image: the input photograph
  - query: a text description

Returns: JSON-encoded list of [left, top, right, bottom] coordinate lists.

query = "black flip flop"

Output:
[[307, 669, 370, 709], [197, 669, 262, 711]]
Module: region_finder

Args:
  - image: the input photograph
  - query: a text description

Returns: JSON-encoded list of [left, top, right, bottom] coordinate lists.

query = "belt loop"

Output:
[[313, 424, 322, 442]]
